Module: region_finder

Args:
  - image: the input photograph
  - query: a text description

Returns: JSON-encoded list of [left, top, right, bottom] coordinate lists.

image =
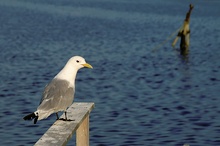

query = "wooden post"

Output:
[[34, 102, 94, 146], [76, 115, 89, 146]]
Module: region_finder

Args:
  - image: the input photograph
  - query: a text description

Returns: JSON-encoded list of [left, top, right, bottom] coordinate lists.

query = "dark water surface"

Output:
[[0, 0, 220, 145]]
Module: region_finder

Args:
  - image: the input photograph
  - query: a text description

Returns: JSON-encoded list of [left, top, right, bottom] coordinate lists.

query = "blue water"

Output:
[[0, 0, 220, 145]]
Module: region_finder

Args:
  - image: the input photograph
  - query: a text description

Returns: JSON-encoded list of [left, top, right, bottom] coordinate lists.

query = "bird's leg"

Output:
[[58, 111, 74, 121], [56, 113, 59, 120], [65, 111, 67, 121]]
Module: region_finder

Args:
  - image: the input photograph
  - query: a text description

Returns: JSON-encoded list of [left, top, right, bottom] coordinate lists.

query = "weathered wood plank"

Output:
[[34, 102, 95, 146], [76, 115, 89, 146]]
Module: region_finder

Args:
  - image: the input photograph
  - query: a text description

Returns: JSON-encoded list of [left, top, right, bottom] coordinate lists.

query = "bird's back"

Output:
[[37, 78, 74, 120]]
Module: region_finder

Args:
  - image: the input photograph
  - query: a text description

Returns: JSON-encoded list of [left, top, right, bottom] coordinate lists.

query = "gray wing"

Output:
[[38, 79, 74, 111]]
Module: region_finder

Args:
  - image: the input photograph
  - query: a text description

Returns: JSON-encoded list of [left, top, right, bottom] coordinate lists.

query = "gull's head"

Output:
[[68, 56, 93, 70]]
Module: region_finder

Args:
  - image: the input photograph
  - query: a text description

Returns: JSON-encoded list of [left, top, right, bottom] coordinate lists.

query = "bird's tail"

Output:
[[23, 112, 38, 124]]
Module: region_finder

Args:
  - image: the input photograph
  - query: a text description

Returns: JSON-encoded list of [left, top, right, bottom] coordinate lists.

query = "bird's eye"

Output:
[[76, 60, 80, 63]]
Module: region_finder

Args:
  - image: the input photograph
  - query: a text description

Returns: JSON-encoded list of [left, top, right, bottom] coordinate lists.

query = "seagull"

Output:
[[23, 56, 93, 124]]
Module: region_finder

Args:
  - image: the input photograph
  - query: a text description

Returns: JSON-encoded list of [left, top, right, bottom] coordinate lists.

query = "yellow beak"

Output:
[[82, 63, 93, 69]]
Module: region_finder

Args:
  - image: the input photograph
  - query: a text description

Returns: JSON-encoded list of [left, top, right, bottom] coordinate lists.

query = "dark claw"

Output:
[[58, 118, 75, 121]]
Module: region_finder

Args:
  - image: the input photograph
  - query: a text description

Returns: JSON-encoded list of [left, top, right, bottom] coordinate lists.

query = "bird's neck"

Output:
[[54, 64, 78, 86]]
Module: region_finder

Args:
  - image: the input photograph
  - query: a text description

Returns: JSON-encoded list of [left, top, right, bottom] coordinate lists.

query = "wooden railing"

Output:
[[34, 102, 95, 146]]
